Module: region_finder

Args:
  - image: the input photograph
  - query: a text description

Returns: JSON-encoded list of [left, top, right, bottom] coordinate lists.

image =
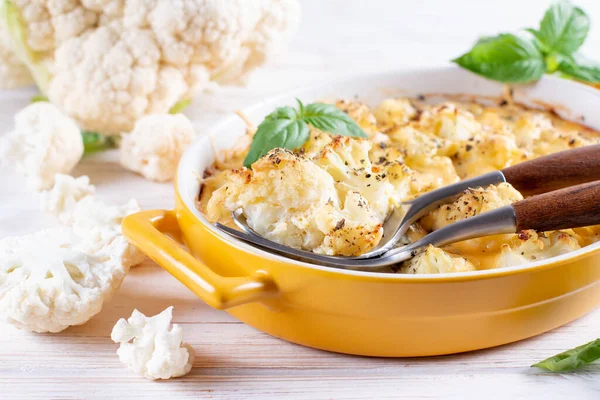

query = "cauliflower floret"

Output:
[[334, 100, 379, 137], [406, 155, 460, 194], [418, 103, 482, 155], [533, 128, 600, 156], [38, 173, 144, 268], [388, 126, 443, 158], [0, 102, 83, 190], [399, 245, 476, 274], [512, 112, 553, 149], [0, 228, 131, 333], [453, 134, 528, 179], [207, 148, 383, 256], [5, 0, 301, 134], [0, 19, 32, 88], [497, 230, 581, 268], [314, 136, 413, 221], [40, 174, 96, 225], [111, 307, 195, 380], [299, 128, 334, 158], [373, 98, 418, 131], [71, 197, 146, 268], [421, 182, 524, 232], [120, 114, 195, 182]]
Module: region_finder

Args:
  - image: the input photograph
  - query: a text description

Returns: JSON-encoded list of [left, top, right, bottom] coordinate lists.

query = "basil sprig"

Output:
[[453, 1, 600, 84], [243, 100, 367, 168], [533, 338, 600, 372]]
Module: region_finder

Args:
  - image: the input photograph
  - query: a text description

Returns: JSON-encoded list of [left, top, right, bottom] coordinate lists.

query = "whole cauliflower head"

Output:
[[120, 113, 195, 182], [0, 18, 32, 88], [0, 228, 131, 333], [0, 102, 83, 190], [3, 0, 301, 134], [497, 230, 581, 268], [399, 245, 476, 274], [111, 306, 195, 380], [40, 173, 96, 225], [207, 148, 385, 256]]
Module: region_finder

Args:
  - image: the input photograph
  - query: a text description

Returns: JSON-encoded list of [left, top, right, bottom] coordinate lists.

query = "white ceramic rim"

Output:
[[178, 65, 600, 280]]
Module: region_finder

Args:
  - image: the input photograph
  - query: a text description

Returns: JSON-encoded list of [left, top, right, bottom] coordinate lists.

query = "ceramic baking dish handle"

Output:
[[122, 209, 277, 310]]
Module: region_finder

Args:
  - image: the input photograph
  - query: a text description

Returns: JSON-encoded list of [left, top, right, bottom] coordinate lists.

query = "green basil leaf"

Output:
[[557, 53, 600, 83], [243, 118, 309, 168], [265, 105, 297, 121], [532, 338, 600, 372], [453, 34, 546, 83], [537, 1, 589, 55], [302, 103, 368, 138]]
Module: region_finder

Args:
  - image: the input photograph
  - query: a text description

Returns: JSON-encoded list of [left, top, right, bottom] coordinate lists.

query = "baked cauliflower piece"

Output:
[[497, 230, 581, 268], [388, 126, 442, 158], [2, 0, 301, 134], [373, 98, 418, 131], [512, 112, 552, 150], [111, 306, 195, 380], [120, 114, 195, 182], [417, 103, 482, 156], [0, 228, 131, 333], [453, 134, 528, 179], [399, 245, 476, 274], [334, 100, 379, 137], [0, 102, 83, 190], [313, 136, 413, 221], [40, 174, 95, 225], [207, 148, 385, 256], [421, 182, 524, 232]]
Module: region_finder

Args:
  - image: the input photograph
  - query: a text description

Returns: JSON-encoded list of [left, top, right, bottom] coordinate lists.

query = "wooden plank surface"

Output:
[[2, 1, 600, 398]]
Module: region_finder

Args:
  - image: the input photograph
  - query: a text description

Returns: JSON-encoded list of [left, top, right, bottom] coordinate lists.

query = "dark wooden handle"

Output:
[[502, 144, 600, 196], [513, 180, 600, 232]]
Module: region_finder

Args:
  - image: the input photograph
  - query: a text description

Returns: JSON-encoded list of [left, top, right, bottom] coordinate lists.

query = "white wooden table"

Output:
[[2, 1, 600, 398]]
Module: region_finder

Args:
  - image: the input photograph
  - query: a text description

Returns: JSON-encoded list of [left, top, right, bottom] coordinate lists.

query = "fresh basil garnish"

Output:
[[557, 54, 600, 83], [536, 1, 589, 55], [243, 100, 367, 168], [453, 1, 600, 84], [453, 34, 546, 83], [533, 338, 600, 372]]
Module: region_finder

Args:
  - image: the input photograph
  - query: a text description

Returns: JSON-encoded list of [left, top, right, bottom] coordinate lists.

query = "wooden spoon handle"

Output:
[[502, 144, 600, 196], [513, 180, 600, 232]]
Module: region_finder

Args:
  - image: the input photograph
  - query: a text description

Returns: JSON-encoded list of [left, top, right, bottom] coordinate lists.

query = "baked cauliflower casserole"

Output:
[[199, 97, 600, 274]]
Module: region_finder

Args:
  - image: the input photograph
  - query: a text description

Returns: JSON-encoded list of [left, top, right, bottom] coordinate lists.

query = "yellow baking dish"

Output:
[[122, 67, 600, 357]]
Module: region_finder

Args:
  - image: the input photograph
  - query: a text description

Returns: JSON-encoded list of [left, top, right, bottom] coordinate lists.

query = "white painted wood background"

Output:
[[1, 1, 600, 399]]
